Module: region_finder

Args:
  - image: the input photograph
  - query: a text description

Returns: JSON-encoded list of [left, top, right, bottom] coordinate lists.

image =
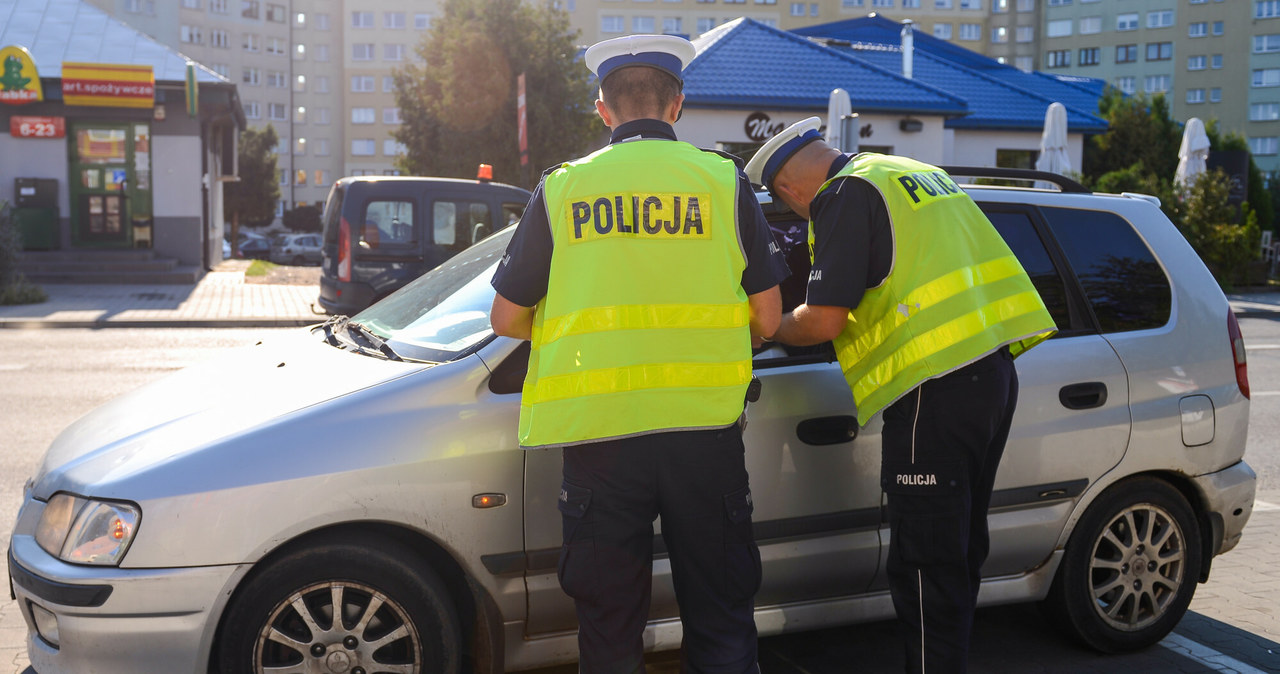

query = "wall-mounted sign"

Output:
[[61, 62, 154, 108], [0, 45, 43, 105], [744, 112, 789, 142], [9, 115, 64, 138]]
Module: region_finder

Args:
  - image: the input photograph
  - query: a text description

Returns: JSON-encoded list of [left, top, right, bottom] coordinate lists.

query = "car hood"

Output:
[[32, 330, 429, 500]]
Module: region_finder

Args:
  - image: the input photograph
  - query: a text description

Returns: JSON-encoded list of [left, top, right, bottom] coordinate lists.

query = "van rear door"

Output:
[[320, 182, 345, 278]]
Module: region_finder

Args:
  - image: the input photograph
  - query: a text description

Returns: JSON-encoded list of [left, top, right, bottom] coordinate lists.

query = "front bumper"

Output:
[[1191, 459, 1256, 557], [8, 535, 247, 674]]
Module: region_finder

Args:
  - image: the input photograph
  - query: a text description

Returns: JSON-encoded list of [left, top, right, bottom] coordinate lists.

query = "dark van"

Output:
[[317, 176, 531, 315]]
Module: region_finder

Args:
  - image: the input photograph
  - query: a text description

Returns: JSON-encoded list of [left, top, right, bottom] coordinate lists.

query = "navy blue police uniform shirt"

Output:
[[492, 119, 790, 307], [804, 154, 894, 311]]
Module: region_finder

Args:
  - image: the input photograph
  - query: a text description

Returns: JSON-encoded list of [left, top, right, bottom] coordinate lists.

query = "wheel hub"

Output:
[[325, 649, 352, 672]]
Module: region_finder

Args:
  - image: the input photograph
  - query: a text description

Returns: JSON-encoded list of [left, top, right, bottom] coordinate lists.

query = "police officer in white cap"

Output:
[[490, 34, 787, 673], [747, 118, 1057, 673]]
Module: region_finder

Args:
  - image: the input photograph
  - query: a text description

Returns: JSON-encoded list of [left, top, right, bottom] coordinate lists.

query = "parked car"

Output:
[[316, 175, 531, 316], [8, 169, 1256, 674], [226, 230, 270, 260], [270, 232, 323, 266]]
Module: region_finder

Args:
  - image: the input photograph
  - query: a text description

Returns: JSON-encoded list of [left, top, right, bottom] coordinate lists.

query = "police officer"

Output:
[[746, 117, 1056, 673], [489, 35, 788, 674]]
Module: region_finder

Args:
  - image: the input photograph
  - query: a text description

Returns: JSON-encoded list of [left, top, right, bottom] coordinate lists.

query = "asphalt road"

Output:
[[2, 324, 1279, 673]]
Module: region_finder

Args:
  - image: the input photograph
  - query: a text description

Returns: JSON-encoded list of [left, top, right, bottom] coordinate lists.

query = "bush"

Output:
[[282, 204, 321, 233], [1174, 169, 1260, 289], [0, 200, 47, 306]]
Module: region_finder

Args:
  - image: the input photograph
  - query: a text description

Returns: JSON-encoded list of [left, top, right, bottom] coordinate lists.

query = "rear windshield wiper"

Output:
[[346, 321, 404, 361]]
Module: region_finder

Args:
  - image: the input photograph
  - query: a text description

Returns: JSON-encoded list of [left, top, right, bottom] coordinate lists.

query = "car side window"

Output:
[[361, 200, 415, 250], [1039, 206, 1172, 333], [982, 209, 1072, 333], [433, 200, 493, 251], [502, 202, 526, 229]]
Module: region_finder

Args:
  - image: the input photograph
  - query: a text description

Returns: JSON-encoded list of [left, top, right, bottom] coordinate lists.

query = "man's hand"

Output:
[[490, 293, 536, 341], [773, 303, 847, 346]]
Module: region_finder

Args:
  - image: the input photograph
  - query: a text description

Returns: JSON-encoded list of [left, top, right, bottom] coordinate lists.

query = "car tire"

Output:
[[1045, 477, 1201, 653], [216, 534, 461, 674]]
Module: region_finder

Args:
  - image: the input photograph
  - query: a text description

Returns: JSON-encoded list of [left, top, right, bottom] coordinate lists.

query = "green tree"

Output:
[[1176, 168, 1261, 288], [224, 125, 280, 256], [1202, 124, 1274, 233], [392, 0, 602, 187], [1083, 89, 1181, 182], [282, 204, 321, 233]]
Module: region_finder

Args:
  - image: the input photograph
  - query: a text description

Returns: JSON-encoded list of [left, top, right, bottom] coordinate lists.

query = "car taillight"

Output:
[[1227, 311, 1250, 399], [338, 216, 351, 283]]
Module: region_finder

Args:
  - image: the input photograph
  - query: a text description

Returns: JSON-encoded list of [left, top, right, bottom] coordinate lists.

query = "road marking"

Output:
[[1245, 344, 1280, 350], [1161, 632, 1269, 673], [0, 363, 27, 371], [1254, 500, 1280, 512], [1250, 391, 1280, 397]]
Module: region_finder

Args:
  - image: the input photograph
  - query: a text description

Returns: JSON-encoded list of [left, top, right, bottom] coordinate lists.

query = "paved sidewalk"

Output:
[[0, 269, 324, 329]]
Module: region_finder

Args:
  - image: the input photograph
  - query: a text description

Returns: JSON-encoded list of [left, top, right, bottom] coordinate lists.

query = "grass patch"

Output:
[[0, 279, 47, 305], [245, 260, 277, 277]]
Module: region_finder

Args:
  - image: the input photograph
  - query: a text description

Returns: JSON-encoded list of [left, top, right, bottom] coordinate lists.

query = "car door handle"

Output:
[[796, 415, 859, 445], [1059, 382, 1108, 410]]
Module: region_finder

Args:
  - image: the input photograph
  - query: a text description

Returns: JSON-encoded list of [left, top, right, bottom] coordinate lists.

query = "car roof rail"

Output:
[[939, 166, 1090, 194]]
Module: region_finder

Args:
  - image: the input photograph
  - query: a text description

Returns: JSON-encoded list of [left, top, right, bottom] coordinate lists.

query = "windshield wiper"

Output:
[[346, 321, 404, 361], [317, 314, 347, 347]]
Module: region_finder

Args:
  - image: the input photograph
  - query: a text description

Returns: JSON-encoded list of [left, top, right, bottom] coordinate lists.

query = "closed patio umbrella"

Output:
[[1035, 102, 1070, 189], [1175, 117, 1211, 192]]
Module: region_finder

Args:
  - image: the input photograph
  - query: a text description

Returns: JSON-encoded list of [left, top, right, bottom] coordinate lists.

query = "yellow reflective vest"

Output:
[[812, 154, 1058, 426], [519, 139, 752, 448]]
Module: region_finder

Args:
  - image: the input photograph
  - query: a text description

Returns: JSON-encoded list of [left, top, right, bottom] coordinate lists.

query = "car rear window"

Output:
[[1039, 206, 1171, 333], [360, 200, 416, 249], [321, 185, 344, 245]]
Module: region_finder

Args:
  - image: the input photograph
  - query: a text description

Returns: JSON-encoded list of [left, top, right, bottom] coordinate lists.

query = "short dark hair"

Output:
[[600, 66, 681, 121]]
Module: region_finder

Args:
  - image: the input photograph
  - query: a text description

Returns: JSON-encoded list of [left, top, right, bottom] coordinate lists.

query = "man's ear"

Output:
[[595, 99, 614, 127], [669, 93, 685, 124], [775, 177, 810, 217]]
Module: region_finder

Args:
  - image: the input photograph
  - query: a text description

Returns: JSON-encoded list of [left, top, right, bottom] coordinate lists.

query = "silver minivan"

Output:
[[7, 173, 1256, 673]]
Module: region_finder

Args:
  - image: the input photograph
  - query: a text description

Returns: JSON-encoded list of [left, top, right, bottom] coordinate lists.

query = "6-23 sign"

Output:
[[9, 115, 65, 138]]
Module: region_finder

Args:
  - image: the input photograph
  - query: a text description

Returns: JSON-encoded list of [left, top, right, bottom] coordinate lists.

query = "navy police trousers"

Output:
[[881, 348, 1019, 673], [559, 425, 761, 674]]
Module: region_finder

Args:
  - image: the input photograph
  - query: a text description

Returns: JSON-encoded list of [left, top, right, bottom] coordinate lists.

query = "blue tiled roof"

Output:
[[834, 43, 1108, 132], [685, 18, 967, 115]]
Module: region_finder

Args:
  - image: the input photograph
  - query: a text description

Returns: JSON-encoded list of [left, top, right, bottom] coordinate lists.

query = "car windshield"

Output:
[[347, 227, 513, 362]]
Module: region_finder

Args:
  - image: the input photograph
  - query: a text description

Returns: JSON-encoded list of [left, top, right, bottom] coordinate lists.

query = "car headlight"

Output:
[[35, 493, 140, 566]]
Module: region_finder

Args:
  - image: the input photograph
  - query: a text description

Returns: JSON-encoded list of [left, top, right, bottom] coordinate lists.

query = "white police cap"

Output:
[[744, 116, 824, 191], [584, 34, 697, 83]]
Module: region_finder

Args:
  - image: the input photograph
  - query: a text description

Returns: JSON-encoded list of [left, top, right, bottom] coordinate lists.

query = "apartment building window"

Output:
[[1048, 0, 1070, 5], [1212, 54, 1223, 68], [934, 24, 953, 39], [697, 17, 715, 32], [756, 0, 778, 4], [1016, 56, 1033, 71], [209, 29, 228, 48], [664, 16, 684, 32], [1190, 0, 1207, 3], [382, 76, 395, 92], [936, 0, 953, 8], [903, 0, 920, 7], [1079, 47, 1100, 65], [634, 16, 656, 32], [811, 3, 820, 15], [315, 139, 331, 156], [1251, 103, 1280, 120], [1189, 22, 1207, 37], [415, 13, 431, 29], [1117, 13, 1139, 31], [1046, 50, 1071, 68], [992, 26, 1008, 43], [294, 138, 306, 155], [278, 169, 288, 186], [211, 63, 229, 78], [1116, 44, 1138, 63], [180, 25, 202, 44], [1147, 10, 1174, 28], [267, 71, 286, 88], [384, 108, 402, 124], [1254, 68, 1280, 87], [294, 74, 306, 92], [1212, 21, 1223, 35], [352, 140, 376, 156], [266, 3, 285, 22], [294, 12, 305, 28], [353, 44, 374, 61], [315, 170, 331, 186], [1016, 0, 1033, 9], [182, 0, 200, 7], [352, 76, 375, 92], [315, 45, 329, 62], [384, 44, 405, 61], [960, 0, 981, 9], [872, 0, 893, 6], [295, 169, 307, 185], [316, 13, 330, 30], [1116, 76, 1136, 95], [242, 67, 261, 85], [843, 0, 864, 7], [243, 34, 260, 52], [294, 44, 305, 60], [1079, 16, 1101, 34], [759, 18, 778, 27], [317, 108, 331, 124], [316, 75, 329, 93], [1250, 137, 1279, 156], [791, 2, 805, 15], [1047, 19, 1072, 37], [242, 0, 259, 19], [244, 101, 260, 118], [1209, 87, 1221, 102], [269, 103, 287, 120], [294, 106, 307, 123], [384, 140, 407, 156], [1188, 55, 1207, 70], [1146, 42, 1172, 61], [385, 12, 406, 29], [1256, 35, 1280, 53], [1016, 25, 1034, 42], [1258, 1, 1280, 19], [1186, 89, 1204, 104], [1144, 75, 1170, 93], [352, 108, 376, 124], [352, 11, 374, 28], [210, 0, 226, 13], [602, 16, 624, 32], [993, 0, 1007, 11], [959, 23, 981, 40], [267, 38, 285, 55]]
